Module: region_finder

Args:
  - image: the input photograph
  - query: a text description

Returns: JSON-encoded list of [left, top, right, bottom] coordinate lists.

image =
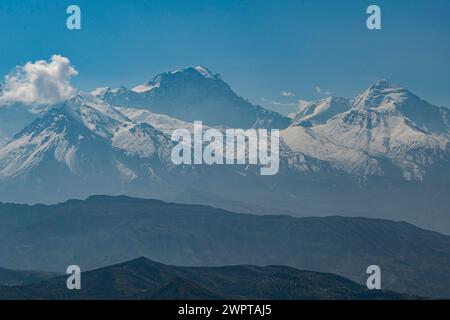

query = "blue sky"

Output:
[[1, 0, 450, 110]]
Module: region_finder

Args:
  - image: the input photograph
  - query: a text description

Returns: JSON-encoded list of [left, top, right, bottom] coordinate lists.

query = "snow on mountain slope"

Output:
[[132, 83, 159, 93], [117, 107, 193, 135], [281, 125, 382, 175], [0, 94, 172, 180], [92, 66, 291, 129], [61, 93, 129, 139], [0, 107, 105, 179], [312, 110, 446, 180], [283, 80, 450, 180], [62, 94, 172, 160], [292, 97, 351, 126], [351, 80, 450, 136], [111, 122, 172, 159], [316, 107, 448, 158], [118, 106, 280, 166]]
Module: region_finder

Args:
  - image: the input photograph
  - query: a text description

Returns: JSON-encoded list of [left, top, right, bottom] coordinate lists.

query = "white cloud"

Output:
[[0, 55, 78, 105], [281, 91, 295, 97]]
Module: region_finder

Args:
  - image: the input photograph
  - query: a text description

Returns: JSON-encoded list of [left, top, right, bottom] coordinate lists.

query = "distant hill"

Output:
[[0, 195, 449, 298], [0, 257, 416, 300], [0, 267, 57, 286]]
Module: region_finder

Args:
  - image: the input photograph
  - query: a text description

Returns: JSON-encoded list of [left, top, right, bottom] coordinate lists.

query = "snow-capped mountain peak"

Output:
[[90, 86, 129, 100], [291, 96, 351, 126], [282, 80, 450, 181], [146, 66, 221, 86], [351, 80, 410, 111], [0, 92, 173, 182], [167, 66, 220, 80], [90, 87, 110, 96], [93, 66, 220, 98], [61, 93, 130, 138], [368, 79, 396, 90], [348, 80, 450, 136], [91, 66, 290, 129]]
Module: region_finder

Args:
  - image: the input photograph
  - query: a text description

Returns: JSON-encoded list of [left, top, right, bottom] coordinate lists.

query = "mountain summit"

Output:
[[0, 93, 175, 203], [292, 96, 351, 126], [285, 80, 450, 180], [92, 66, 291, 129]]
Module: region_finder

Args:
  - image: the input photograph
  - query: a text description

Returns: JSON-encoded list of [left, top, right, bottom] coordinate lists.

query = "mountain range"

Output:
[[0, 257, 415, 300], [0, 67, 449, 234], [0, 195, 449, 298]]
